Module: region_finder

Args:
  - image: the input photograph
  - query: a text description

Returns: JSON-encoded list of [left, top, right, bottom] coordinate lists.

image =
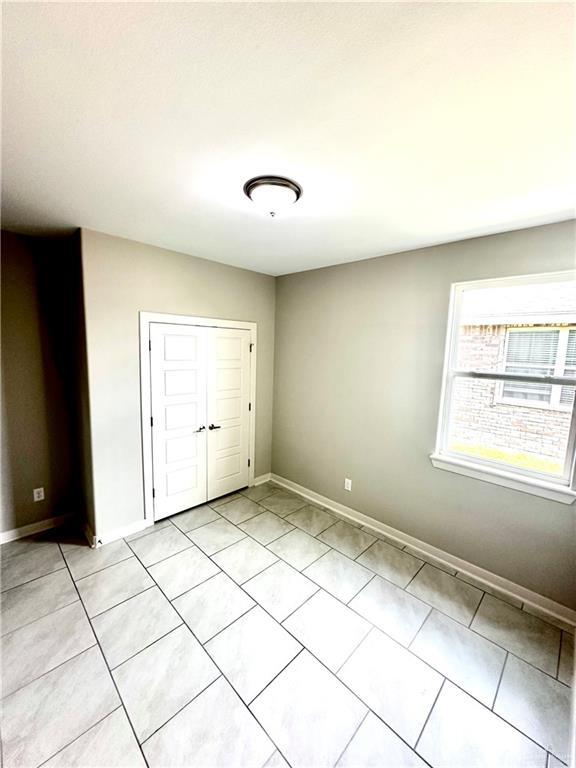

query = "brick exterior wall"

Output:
[[451, 325, 572, 462]]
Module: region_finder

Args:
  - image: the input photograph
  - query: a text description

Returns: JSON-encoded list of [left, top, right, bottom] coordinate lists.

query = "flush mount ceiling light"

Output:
[[243, 175, 302, 217]]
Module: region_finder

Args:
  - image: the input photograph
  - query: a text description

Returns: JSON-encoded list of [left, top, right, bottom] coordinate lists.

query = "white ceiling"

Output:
[[2, 2, 575, 276]]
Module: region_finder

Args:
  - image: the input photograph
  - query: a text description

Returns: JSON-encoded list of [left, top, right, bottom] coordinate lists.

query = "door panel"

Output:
[[150, 323, 207, 519], [207, 328, 251, 499]]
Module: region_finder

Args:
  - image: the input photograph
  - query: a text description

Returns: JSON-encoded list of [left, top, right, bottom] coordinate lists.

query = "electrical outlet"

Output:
[[344, 478, 352, 491], [33, 487, 45, 502]]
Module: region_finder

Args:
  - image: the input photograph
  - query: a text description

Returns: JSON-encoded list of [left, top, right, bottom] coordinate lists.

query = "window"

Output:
[[498, 327, 575, 410], [431, 272, 576, 504]]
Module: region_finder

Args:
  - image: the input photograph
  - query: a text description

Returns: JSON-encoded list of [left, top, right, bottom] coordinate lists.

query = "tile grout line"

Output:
[[331, 710, 370, 767], [279, 585, 322, 625], [64, 552, 135, 583], [55, 542, 151, 768], [1, 639, 99, 701], [407, 607, 434, 650], [467, 590, 486, 628], [413, 677, 446, 753], [138, 674, 224, 747], [87, 584, 158, 622], [34, 706, 125, 768], [127, 543, 293, 768], [246, 647, 305, 707], [179, 539, 443, 764], [108, 621, 185, 673], [210, 498, 574, 756], [0, 595, 80, 639], [0, 563, 68, 595], [555, 630, 564, 680], [491, 651, 508, 711], [176, 502, 570, 691], [248, 502, 568, 688]]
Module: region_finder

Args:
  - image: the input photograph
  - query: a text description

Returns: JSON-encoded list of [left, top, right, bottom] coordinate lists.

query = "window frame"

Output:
[[495, 326, 575, 412], [431, 270, 576, 504]]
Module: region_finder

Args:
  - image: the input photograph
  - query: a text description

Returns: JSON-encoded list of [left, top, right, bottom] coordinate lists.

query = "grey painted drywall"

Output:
[[272, 221, 576, 608], [80, 229, 275, 538], [1, 231, 83, 532]]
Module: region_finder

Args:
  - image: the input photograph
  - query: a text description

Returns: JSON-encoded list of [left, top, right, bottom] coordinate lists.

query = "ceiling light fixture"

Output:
[[243, 175, 302, 217]]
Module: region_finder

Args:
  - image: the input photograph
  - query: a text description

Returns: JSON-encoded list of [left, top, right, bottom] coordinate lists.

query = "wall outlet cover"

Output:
[[33, 487, 45, 502]]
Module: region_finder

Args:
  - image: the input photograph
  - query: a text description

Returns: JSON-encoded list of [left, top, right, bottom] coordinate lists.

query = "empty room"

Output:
[[1, 2, 574, 767]]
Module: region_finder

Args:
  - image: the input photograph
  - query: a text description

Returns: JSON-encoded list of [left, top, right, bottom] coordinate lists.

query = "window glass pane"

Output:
[[455, 280, 576, 373], [502, 332, 557, 402], [560, 330, 576, 406], [446, 376, 573, 478]]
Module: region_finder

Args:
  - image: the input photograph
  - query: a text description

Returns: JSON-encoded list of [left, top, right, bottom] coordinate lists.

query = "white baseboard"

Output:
[[89, 519, 152, 548], [253, 473, 271, 486], [271, 474, 576, 629], [0, 514, 73, 545]]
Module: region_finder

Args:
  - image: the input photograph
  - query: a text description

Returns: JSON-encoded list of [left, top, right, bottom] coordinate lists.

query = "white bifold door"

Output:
[[150, 323, 251, 520]]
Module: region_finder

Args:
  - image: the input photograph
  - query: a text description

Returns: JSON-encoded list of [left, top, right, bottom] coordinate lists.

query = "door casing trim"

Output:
[[139, 311, 257, 525]]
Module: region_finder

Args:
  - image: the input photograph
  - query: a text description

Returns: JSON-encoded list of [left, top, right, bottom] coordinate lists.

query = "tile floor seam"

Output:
[[345, 572, 378, 606], [1, 639, 99, 701], [0, 595, 80, 639], [331, 709, 370, 767], [33, 706, 125, 768], [334, 624, 373, 676], [407, 607, 434, 650], [491, 651, 508, 710], [123, 537, 194, 569], [56, 543, 151, 768], [555, 631, 564, 679], [86, 584, 158, 621], [265, 532, 570, 691], [265, 533, 330, 572], [246, 647, 306, 707], [153, 567, 222, 603], [214, 550, 280, 587], [108, 621, 184, 672], [0, 562, 68, 595], [467, 589, 486, 628], [136, 673, 224, 747], [413, 677, 446, 753], [346, 561, 565, 683], [152, 571, 291, 767], [119, 527, 294, 765], [163, 569, 223, 606], [320, 570, 566, 736], [279, 585, 321, 624], [186, 528, 248, 557], [63, 553, 135, 583], [198, 603, 257, 645]]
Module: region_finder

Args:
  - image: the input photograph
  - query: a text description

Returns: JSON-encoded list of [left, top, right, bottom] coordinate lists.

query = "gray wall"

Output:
[[1, 231, 82, 532], [272, 221, 576, 608], [80, 229, 276, 538]]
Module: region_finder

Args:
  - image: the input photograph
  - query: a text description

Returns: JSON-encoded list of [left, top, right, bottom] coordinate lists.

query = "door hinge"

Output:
[[248, 458, 251, 467], [150, 417, 153, 427], [248, 402, 252, 412], [152, 488, 155, 498], [148, 339, 151, 351], [249, 343, 254, 352]]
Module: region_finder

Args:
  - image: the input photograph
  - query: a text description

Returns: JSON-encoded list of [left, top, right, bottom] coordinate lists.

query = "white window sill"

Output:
[[429, 453, 576, 505]]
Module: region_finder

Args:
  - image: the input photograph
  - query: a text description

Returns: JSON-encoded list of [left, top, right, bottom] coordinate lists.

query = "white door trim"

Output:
[[139, 311, 257, 525]]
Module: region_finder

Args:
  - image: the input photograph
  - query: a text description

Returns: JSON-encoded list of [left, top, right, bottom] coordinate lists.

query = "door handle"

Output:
[[194, 425, 206, 433], [208, 424, 221, 430]]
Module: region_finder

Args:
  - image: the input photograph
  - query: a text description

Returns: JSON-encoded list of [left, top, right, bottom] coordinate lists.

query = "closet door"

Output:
[[150, 323, 208, 519], [206, 327, 251, 499]]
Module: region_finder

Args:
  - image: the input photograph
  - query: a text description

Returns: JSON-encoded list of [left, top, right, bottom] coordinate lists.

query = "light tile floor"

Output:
[[1, 482, 573, 768]]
